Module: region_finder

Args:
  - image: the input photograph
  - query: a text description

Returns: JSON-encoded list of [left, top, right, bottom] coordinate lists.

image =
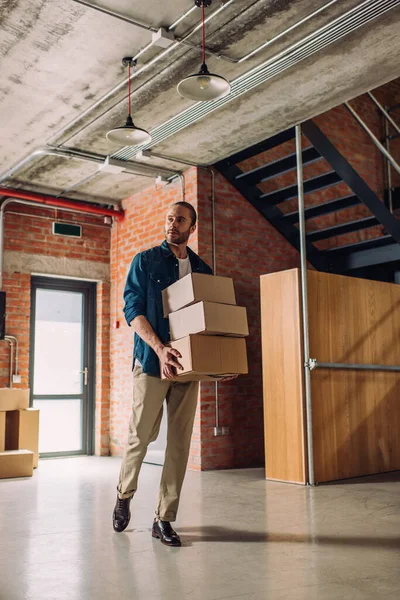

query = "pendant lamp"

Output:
[[177, 0, 231, 102], [106, 57, 151, 146]]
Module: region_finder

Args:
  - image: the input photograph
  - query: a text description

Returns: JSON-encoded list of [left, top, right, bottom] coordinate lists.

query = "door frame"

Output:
[[29, 276, 96, 457]]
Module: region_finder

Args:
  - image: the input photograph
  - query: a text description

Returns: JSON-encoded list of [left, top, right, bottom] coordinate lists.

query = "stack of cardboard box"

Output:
[[161, 273, 249, 381], [0, 389, 39, 479]]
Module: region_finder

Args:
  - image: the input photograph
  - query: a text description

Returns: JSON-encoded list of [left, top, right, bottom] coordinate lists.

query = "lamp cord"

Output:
[[128, 63, 131, 116], [202, 1, 205, 64]]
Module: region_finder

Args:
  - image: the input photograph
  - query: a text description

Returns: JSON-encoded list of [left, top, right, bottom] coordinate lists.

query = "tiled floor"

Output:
[[0, 457, 399, 599]]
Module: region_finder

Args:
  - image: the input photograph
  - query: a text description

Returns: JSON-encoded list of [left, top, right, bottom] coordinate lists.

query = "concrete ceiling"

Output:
[[1, 0, 400, 206]]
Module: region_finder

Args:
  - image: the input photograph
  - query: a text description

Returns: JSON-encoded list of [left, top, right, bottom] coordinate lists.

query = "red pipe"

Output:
[[0, 187, 125, 221]]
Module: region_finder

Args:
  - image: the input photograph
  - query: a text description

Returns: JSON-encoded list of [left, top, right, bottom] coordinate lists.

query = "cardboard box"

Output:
[[0, 449, 34, 479], [0, 388, 29, 412], [161, 334, 248, 381], [0, 412, 5, 452], [5, 409, 40, 468], [162, 273, 236, 317], [169, 301, 249, 341]]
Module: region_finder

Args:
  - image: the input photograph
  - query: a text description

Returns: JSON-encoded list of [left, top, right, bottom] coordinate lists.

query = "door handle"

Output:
[[79, 367, 88, 386]]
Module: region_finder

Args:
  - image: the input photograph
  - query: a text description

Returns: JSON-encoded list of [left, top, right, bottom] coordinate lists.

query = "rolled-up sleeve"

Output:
[[123, 253, 147, 326]]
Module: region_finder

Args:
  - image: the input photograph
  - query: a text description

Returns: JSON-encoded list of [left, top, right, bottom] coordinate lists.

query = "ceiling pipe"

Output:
[[0, 189, 124, 221], [233, 0, 342, 63], [72, 0, 201, 35], [56, 170, 100, 198], [168, 5, 198, 30], [72, 0, 227, 61], [0, 147, 103, 185], [0, 144, 180, 191], [70, 0, 157, 31]]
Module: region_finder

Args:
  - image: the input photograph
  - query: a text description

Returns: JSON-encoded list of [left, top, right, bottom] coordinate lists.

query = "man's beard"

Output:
[[165, 228, 191, 245]]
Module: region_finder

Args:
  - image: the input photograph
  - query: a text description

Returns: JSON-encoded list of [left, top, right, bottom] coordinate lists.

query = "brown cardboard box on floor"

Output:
[[169, 301, 249, 341], [162, 273, 236, 317], [0, 449, 34, 479], [5, 409, 40, 468], [161, 334, 248, 382], [0, 388, 29, 411], [0, 412, 5, 452]]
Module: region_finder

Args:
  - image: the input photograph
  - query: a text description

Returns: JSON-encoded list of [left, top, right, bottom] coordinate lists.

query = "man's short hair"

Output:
[[171, 202, 197, 226]]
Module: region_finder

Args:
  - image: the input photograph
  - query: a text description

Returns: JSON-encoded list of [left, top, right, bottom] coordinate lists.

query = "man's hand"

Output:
[[131, 317, 183, 380], [157, 346, 184, 380]]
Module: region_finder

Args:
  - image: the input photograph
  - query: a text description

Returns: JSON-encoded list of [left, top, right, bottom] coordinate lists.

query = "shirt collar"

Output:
[[161, 239, 195, 260], [161, 239, 173, 257]]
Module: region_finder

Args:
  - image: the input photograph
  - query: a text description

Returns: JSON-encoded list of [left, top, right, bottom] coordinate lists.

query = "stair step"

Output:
[[306, 216, 379, 242], [235, 147, 321, 185], [283, 195, 361, 224], [322, 234, 393, 254], [260, 171, 342, 205]]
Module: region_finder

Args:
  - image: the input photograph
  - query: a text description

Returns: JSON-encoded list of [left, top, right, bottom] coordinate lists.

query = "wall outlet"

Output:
[[12, 374, 21, 384], [214, 426, 230, 436]]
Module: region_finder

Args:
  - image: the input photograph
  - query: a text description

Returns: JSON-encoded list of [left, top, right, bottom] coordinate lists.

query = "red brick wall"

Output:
[[0, 273, 31, 388], [108, 168, 301, 471], [195, 169, 300, 469], [108, 169, 204, 468], [95, 281, 111, 456], [1, 204, 111, 455], [4, 206, 110, 263]]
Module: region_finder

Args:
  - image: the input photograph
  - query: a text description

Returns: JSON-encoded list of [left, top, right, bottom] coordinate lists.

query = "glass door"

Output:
[[30, 277, 96, 457]]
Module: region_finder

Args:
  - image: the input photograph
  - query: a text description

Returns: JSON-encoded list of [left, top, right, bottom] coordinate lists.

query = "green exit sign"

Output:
[[52, 222, 82, 237]]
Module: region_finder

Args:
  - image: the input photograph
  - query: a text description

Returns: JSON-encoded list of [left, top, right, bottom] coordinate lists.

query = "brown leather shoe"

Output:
[[152, 518, 181, 546]]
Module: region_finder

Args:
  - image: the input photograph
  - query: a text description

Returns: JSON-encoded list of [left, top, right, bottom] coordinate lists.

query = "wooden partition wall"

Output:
[[261, 268, 400, 484]]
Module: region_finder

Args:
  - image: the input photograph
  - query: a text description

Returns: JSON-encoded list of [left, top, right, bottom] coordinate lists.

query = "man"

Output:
[[113, 201, 212, 546]]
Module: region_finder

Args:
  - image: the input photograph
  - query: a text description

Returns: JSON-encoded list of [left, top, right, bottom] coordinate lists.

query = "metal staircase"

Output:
[[214, 101, 400, 279]]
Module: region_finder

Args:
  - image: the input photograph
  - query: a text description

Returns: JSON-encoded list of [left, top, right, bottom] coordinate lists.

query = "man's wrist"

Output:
[[155, 343, 165, 358]]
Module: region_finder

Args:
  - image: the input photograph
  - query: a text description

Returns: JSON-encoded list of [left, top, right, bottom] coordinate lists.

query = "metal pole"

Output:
[[345, 102, 400, 176], [4, 334, 18, 375], [384, 111, 393, 213], [4, 337, 14, 388], [312, 361, 400, 372], [295, 124, 315, 486], [367, 92, 400, 137], [209, 167, 220, 432]]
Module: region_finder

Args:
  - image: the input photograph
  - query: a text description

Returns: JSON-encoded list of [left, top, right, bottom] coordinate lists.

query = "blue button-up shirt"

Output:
[[123, 240, 213, 376]]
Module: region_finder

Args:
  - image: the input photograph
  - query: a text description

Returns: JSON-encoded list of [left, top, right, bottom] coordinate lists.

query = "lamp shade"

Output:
[[177, 63, 231, 101], [106, 115, 151, 146]]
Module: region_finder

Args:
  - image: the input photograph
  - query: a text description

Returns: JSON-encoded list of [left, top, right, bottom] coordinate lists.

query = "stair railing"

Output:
[[345, 96, 400, 214], [368, 91, 400, 214]]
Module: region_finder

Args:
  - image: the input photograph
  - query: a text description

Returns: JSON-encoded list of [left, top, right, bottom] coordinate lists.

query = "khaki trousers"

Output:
[[117, 363, 199, 522]]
